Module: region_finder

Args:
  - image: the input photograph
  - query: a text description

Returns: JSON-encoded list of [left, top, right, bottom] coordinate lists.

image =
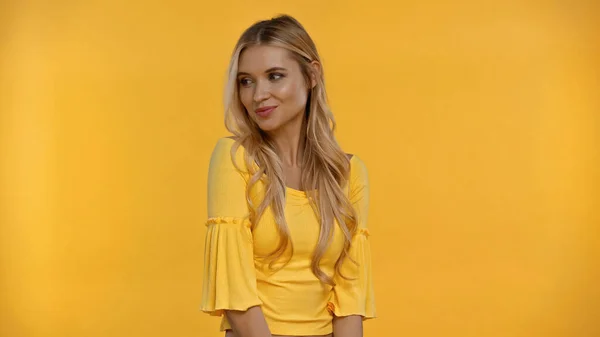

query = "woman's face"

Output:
[[237, 45, 313, 134]]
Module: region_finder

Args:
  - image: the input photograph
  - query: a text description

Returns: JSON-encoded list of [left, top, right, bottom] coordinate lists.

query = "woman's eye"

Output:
[[239, 78, 252, 86], [269, 73, 284, 81]]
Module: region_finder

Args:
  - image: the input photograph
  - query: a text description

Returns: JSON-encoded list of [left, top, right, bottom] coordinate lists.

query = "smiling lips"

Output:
[[255, 106, 277, 118]]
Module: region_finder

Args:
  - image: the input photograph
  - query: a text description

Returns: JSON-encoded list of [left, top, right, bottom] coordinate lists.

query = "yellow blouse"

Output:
[[200, 137, 376, 336]]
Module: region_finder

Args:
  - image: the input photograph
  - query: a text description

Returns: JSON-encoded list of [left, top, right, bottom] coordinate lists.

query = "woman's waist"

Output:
[[256, 275, 333, 307], [255, 276, 334, 331], [255, 267, 333, 295]]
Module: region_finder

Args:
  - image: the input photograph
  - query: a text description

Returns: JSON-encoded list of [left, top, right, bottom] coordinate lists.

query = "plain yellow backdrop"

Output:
[[1, 1, 598, 336]]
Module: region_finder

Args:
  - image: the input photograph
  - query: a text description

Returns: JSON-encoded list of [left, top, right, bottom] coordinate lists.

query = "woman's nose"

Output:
[[253, 81, 270, 103]]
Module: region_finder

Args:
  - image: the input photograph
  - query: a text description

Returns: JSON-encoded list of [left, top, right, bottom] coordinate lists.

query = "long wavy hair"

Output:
[[223, 14, 357, 286]]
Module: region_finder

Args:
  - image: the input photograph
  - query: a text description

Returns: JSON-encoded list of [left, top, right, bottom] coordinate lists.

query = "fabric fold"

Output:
[[327, 230, 376, 319], [200, 217, 261, 316]]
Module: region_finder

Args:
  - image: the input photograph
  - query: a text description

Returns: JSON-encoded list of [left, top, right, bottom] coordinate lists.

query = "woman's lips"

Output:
[[255, 106, 277, 118]]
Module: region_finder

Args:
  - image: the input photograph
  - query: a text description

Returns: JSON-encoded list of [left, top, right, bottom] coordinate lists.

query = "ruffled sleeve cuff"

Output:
[[328, 228, 376, 319], [200, 216, 262, 316]]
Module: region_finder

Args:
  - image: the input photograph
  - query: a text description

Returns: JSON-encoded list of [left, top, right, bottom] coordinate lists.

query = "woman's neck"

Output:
[[268, 115, 307, 167]]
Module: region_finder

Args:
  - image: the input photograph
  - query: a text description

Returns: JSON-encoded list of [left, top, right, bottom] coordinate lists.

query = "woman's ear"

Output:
[[309, 61, 321, 89]]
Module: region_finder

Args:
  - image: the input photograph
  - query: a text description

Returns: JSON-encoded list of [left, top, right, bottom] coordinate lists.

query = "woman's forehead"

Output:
[[238, 45, 298, 74]]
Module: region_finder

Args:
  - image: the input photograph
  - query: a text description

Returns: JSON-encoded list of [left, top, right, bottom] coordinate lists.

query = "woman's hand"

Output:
[[225, 305, 272, 337], [332, 315, 363, 337]]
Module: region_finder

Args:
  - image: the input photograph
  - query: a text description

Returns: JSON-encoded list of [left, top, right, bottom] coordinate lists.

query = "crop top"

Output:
[[200, 137, 376, 336]]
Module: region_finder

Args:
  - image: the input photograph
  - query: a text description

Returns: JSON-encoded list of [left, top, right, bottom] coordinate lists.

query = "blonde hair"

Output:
[[223, 14, 357, 286]]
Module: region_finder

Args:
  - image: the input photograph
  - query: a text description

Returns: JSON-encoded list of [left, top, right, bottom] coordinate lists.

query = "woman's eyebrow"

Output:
[[237, 67, 288, 77], [265, 67, 287, 72]]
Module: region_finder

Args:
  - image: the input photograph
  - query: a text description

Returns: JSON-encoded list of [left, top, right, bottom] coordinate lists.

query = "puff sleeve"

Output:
[[200, 138, 261, 316], [328, 156, 376, 319]]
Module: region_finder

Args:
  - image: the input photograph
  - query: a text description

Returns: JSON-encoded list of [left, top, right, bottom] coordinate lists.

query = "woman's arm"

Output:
[[201, 139, 271, 336], [332, 315, 363, 337], [330, 156, 375, 336], [225, 306, 272, 337]]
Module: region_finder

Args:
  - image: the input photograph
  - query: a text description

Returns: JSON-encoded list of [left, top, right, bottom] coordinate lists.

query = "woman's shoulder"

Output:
[[214, 135, 237, 147], [346, 152, 366, 170], [210, 136, 233, 157], [210, 136, 247, 170], [212, 136, 245, 152], [347, 152, 368, 187]]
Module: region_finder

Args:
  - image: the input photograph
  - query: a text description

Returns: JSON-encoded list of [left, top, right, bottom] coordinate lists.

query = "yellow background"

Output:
[[1, 1, 598, 336]]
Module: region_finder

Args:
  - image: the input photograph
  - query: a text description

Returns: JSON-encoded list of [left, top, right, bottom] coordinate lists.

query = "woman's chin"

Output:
[[257, 121, 280, 133]]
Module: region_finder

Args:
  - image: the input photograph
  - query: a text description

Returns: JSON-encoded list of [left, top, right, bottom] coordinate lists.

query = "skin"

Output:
[[237, 44, 316, 185], [225, 44, 363, 337]]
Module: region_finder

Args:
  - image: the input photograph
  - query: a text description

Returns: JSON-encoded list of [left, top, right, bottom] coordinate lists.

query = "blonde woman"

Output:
[[200, 15, 376, 337]]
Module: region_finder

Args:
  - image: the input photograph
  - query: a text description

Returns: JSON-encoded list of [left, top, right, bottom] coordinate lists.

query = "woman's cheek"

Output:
[[240, 90, 252, 111], [284, 83, 306, 108], [274, 81, 292, 99]]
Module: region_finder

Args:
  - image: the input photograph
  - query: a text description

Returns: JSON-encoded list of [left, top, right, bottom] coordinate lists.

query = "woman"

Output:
[[200, 15, 376, 337]]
